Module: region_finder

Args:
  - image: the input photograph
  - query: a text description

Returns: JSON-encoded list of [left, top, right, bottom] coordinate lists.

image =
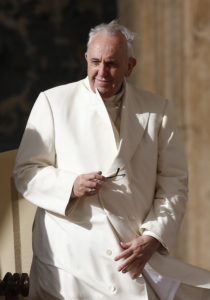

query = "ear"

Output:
[[125, 58, 136, 77], [85, 52, 88, 61]]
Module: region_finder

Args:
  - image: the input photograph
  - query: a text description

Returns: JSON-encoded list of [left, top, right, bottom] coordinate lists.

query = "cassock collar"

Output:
[[83, 76, 125, 104]]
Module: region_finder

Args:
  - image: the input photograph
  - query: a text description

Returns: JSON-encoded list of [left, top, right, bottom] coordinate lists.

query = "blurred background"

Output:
[[0, 0, 210, 270]]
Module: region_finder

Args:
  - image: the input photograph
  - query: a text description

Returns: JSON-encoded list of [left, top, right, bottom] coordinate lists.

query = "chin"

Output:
[[97, 88, 114, 98], [96, 83, 116, 96]]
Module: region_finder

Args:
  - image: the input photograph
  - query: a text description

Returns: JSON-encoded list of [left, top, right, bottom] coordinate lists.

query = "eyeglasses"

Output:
[[105, 168, 126, 180]]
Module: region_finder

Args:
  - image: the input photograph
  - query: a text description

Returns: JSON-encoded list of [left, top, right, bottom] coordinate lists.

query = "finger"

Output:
[[114, 248, 132, 261], [131, 264, 144, 280], [84, 172, 102, 181], [85, 182, 103, 196], [94, 182, 103, 190], [91, 171, 105, 178], [92, 179, 103, 186], [121, 257, 138, 274], [86, 181, 98, 188], [121, 264, 132, 274], [120, 241, 131, 249], [85, 181, 102, 191], [91, 180, 103, 190], [115, 251, 131, 266], [117, 254, 136, 272], [90, 171, 106, 182], [122, 258, 144, 277], [86, 188, 97, 196], [131, 263, 145, 279], [95, 173, 106, 182]]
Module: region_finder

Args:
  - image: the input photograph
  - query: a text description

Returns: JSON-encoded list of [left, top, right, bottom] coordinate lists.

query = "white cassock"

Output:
[[14, 77, 210, 299]]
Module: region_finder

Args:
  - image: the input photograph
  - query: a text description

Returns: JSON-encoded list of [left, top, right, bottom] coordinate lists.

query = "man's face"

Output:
[[85, 31, 136, 99]]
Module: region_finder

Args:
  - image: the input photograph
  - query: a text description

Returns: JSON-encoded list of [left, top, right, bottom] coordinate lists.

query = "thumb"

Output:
[[120, 241, 130, 249]]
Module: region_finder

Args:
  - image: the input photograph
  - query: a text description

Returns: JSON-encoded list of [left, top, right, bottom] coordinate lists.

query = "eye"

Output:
[[91, 59, 100, 66], [107, 61, 118, 68]]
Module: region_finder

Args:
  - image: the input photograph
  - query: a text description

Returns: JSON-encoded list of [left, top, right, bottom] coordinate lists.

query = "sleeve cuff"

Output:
[[142, 230, 169, 255], [65, 189, 79, 216]]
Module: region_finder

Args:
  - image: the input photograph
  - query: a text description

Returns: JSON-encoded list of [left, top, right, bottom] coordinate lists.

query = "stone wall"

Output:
[[0, 0, 117, 151], [118, 0, 210, 269]]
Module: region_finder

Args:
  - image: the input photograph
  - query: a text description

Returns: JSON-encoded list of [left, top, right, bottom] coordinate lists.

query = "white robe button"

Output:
[[109, 285, 117, 293], [106, 249, 112, 256]]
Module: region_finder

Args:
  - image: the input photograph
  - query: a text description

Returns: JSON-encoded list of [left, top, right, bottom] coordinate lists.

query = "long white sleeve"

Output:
[[13, 92, 78, 216]]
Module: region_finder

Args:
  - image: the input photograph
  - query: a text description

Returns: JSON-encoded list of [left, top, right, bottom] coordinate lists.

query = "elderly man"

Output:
[[14, 21, 210, 299]]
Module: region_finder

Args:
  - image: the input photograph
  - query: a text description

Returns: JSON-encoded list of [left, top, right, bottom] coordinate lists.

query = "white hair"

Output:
[[87, 20, 136, 58]]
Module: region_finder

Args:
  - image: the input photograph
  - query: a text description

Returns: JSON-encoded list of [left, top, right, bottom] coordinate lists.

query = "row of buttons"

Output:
[[106, 249, 117, 294]]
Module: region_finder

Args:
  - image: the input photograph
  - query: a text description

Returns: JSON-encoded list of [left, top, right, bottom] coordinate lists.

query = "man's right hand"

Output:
[[73, 171, 105, 198]]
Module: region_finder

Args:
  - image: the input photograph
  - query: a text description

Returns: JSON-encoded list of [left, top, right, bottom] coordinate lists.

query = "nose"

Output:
[[98, 63, 107, 77]]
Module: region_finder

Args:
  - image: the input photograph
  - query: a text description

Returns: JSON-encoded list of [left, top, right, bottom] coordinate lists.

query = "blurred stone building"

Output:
[[0, 0, 210, 272]]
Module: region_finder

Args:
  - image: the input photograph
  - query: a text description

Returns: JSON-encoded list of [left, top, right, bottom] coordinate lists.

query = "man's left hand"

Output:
[[114, 235, 160, 279]]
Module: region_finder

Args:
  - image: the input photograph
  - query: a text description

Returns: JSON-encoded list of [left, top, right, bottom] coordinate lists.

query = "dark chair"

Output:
[[0, 272, 29, 299], [0, 150, 37, 300]]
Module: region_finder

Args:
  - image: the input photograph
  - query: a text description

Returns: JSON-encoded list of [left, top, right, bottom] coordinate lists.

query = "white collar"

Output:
[[83, 76, 125, 103]]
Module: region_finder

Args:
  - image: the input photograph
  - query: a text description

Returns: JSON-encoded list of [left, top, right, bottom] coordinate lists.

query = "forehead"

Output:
[[88, 31, 127, 59]]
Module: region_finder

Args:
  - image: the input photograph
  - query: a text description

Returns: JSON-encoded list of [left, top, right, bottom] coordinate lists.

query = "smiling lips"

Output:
[[95, 77, 111, 85]]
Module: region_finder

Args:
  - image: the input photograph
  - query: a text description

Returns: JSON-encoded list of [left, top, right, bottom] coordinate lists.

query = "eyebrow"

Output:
[[91, 58, 117, 64]]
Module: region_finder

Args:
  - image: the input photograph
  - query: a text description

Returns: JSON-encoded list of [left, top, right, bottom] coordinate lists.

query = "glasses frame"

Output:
[[105, 168, 125, 180]]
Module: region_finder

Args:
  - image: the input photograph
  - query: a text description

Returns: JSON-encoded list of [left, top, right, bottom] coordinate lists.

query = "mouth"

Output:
[[95, 77, 111, 85]]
